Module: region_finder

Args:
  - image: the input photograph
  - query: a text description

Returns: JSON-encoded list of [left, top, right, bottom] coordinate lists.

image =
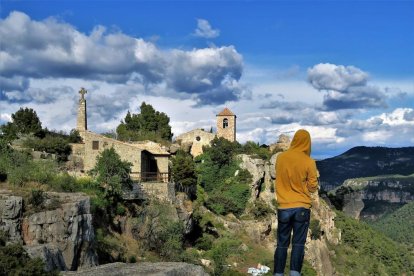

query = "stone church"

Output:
[[175, 107, 237, 157], [71, 88, 170, 183]]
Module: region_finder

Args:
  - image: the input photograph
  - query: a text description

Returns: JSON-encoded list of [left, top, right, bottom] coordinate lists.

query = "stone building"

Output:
[[175, 107, 237, 157], [71, 88, 170, 183], [216, 107, 236, 142], [175, 129, 215, 157]]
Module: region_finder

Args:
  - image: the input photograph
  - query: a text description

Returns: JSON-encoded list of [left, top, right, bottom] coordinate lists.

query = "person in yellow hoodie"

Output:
[[273, 129, 319, 276]]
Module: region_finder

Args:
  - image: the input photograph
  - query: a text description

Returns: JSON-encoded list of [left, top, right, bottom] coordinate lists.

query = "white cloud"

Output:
[[0, 11, 242, 105], [307, 63, 386, 110], [194, 19, 220, 38]]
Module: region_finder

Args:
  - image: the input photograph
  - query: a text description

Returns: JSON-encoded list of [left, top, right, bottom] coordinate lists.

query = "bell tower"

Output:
[[216, 107, 236, 142], [77, 87, 87, 132]]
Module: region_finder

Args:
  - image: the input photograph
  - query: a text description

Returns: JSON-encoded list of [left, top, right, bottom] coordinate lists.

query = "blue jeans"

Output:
[[274, 207, 310, 276]]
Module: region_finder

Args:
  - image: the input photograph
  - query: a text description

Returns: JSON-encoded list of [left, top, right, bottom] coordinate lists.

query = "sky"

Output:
[[0, 1, 413, 159]]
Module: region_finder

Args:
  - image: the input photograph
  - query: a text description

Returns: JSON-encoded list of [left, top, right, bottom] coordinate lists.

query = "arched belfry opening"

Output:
[[223, 118, 229, 129]]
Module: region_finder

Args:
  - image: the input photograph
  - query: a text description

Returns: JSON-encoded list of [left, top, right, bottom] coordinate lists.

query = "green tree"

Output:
[[116, 102, 173, 142], [203, 137, 240, 168], [1, 107, 43, 140], [172, 150, 197, 187], [90, 148, 132, 201]]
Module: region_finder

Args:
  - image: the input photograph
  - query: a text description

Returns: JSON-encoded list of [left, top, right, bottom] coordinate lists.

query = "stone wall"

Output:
[[216, 115, 236, 142], [176, 129, 215, 157], [140, 182, 175, 202], [74, 132, 169, 180], [80, 131, 142, 173]]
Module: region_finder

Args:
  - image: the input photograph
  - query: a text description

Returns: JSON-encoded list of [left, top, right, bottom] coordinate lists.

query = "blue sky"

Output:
[[1, 1, 413, 159]]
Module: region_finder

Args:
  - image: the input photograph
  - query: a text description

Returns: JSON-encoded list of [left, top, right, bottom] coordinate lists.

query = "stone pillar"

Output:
[[216, 108, 236, 142], [77, 88, 87, 132]]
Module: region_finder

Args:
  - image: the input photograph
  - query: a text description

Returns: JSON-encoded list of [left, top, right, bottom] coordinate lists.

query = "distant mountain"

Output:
[[316, 146, 414, 190]]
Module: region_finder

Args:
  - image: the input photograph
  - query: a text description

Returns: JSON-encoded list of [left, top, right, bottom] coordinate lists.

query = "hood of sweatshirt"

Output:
[[289, 129, 311, 156]]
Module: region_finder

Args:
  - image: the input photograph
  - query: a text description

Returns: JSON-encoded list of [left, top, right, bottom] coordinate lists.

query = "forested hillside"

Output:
[[370, 201, 414, 249]]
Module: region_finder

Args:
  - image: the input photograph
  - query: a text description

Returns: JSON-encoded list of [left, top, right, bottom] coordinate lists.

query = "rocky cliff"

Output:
[[334, 177, 414, 220], [0, 191, 98, 271]]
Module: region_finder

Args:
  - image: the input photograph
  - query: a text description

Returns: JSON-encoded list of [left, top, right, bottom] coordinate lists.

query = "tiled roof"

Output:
[[217, 107, 235, 116]]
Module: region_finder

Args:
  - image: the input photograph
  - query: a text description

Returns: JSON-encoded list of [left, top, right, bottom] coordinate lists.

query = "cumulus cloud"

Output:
[[307, 63, 386, 110], [0, 11, 243, 105], [194, 19, 220, 38]]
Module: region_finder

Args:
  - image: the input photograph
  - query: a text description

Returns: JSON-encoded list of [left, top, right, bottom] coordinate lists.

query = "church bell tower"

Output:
[[216, 107, 236, 142]]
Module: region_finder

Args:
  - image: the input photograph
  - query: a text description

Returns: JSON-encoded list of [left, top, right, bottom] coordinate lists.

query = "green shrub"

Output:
[[251, 199, 273, 219], [309, 219, 322, 240], [116, 204, 127, 216], [195, 234, 215, 251], [49, 173, 77, 192], [29, 189, 45, 208], [0, 242, 52, 276], [129, 255, 137, 263]]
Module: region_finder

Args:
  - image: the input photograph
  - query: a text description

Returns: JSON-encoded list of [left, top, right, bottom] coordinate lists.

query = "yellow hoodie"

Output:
[[275, 129, 319, 209]]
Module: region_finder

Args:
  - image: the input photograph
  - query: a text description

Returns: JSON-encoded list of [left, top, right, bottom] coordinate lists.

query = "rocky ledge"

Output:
[[62, 262, 208, 276]]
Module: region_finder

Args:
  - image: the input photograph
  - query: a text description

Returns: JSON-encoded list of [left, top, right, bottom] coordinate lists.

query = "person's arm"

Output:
[[306, 160, 319, 193]]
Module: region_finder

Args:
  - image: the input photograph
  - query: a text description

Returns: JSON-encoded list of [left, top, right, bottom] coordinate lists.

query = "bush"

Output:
[[195, 234, 215, 251], [239, 141, 271, 160], [0, 242, 52, 276], [250, 199, 273, 219], [28, 189, 46, 208], [50, 173, 77, 192], [309, 219, 322, 240]]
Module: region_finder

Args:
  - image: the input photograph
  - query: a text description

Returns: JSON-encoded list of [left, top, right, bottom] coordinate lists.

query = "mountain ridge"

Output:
[[317, 146, 414, 190]]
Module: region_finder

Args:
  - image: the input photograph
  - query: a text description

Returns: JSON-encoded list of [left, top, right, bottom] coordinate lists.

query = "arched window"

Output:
[[223, 118, 229, 129]]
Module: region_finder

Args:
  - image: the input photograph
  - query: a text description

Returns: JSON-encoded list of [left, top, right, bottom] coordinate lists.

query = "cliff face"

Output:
[[336, 178, 414, 220], [0, 191, 98, 271]]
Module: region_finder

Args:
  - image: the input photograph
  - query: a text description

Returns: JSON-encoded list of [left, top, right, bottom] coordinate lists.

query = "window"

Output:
[[223, 118, 229, 129], [92, 141, 99, 150], [196, 136, 201, 141]]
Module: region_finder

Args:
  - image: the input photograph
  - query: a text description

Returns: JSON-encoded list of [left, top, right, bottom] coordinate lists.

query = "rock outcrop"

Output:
[[269, 134, 291, 153], [305, 194, 340, 276], [0, 191, 97, 271], [62, 262, 208, 276], [238, 154, 266, 201], [0, 193, 23, 243]]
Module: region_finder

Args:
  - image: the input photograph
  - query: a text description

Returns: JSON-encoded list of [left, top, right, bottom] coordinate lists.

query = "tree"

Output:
[[90, 148, 132, 201], [172, 150, 197, 199], [203, 137, 240, 168], [116, 102, 173, 142], [0, 107, 43, 140], [171, 150, 197, 187]]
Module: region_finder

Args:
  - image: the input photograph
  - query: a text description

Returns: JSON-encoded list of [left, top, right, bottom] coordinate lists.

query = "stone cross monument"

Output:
[[77, 88, 87, 132], [216, 107, 236, 142]]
